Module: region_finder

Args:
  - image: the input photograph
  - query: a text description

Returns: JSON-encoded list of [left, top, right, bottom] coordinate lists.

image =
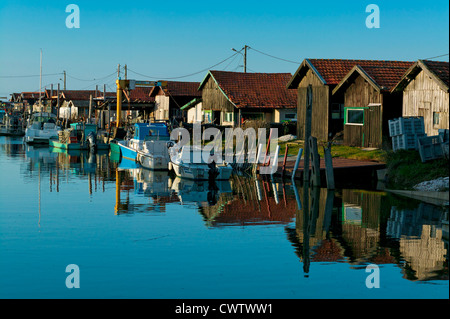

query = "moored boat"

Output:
[[24, 112, 61, 144], [169, 145, 233, 181], [49, 122, 109, 151], [0, 111, 25, 136], [118, 122, 171, 161], [136, 137, 173, 170]]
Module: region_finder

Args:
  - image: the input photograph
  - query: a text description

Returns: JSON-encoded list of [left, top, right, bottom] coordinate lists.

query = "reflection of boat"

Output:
[[0, 111, 25, 136], [118, 157, 140, 170], [130, 168, 173, 197], [24, 112, 61, 144], [118, 123, 170, 161], [171, 177, 232, 206], [49, 122, 109, 151], [25, 144, 58, 164], [169, 145, 233, 181]]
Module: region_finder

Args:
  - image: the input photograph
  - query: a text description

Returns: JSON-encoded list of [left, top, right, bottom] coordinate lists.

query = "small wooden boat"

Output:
[[169, 145, 233, 181], [49, 123, 109, 151]]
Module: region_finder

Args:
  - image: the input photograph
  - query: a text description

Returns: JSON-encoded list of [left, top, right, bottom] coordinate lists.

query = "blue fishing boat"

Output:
[[117, 122, 170, 161]]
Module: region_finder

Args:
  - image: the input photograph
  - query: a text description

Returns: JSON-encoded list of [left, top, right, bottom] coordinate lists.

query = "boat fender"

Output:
[[168, 162, 173, 171]]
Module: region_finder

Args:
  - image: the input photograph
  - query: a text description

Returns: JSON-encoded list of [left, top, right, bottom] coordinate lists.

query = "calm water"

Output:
[[0, 136, 448, 299]]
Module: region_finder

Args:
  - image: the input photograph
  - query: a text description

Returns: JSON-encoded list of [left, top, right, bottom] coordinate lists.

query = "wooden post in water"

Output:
[[323, 142, 335, 190], [56, 83, 60, 120], [309, 136, 321, 187], [88, 95, 93, 124], [303, 85, 313, 183], [291, 148, 303, 181]]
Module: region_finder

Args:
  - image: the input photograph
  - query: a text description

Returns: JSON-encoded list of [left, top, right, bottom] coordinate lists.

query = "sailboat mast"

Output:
[[39, 49, 42, 110]]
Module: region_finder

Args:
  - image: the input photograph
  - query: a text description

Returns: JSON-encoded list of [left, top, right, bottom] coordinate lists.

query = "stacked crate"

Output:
[[388, 117, 426, 152]]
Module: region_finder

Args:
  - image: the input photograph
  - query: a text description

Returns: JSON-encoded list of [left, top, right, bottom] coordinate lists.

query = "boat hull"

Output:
[[110, 140, 121, 154], [118, 141, 138, 161], [171, 162, 233, 181], [137, 151, 169, 170]]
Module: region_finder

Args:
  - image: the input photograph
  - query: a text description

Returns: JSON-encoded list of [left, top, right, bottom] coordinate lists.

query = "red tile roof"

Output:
[[203, 70, 297, 109], [421, 60, 449, 88], [150, 81, 201, 97], [127, 87, 155, 103], [309, 59, 414, 86], [61, 90, 103, 101], [356, 64, 413, 91], [288, 58, 414, 88], [391, 59, 449, 93], [20, 92, 44, 99]]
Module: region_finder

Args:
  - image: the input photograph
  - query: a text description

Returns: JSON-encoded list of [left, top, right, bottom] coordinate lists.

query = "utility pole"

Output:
[[124, 64, 127, 80], [243, 45, 248, 73], [117, 64, 121, 79], [63, 70, 66, 90]]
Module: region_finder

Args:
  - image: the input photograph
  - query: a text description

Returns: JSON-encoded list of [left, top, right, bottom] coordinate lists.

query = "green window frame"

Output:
[[344, 107, 366, 126]]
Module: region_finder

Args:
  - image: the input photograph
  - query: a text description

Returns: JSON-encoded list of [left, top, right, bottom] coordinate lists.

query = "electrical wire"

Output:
[[422, 53, 449, 60], [127, 52, 240, 80], [248, 47, 301, 64], [0, 73, 63, 79], [66, 71, 118, 82]]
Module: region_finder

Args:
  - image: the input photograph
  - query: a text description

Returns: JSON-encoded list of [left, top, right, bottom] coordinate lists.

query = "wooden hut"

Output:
[[198, 70, 296, 126], [332, 62, 413, 148], [287, 59, 414, 142], [391, 60, 449, 136], [149, 81, 201, 122]]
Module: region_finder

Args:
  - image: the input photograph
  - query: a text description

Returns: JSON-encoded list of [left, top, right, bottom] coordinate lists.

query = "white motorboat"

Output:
[[136, 137, 173, 170], [117, 122, 171, 161], [24, 112, 61, 144], [169, 145, 233, 181]]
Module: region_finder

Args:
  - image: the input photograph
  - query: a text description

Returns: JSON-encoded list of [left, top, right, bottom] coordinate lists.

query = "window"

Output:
[[331, 103, 344, 119], [284, 113, 296, 120], [225, 112, 233, 123], [346, 109, 364, 125], [433, 112, 440, 126]]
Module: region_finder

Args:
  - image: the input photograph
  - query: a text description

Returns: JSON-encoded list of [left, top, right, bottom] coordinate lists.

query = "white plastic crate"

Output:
[[392, 133, 426, 151], [389, 117, 425, 137]]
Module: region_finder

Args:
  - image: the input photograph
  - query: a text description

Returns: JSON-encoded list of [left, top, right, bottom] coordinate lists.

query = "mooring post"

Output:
[[282, 144, 289, 176], [303, 85, 313, 184], [309, 136, 321, 187], [291, 148, 303, 181], [323, 142, 335, 190]]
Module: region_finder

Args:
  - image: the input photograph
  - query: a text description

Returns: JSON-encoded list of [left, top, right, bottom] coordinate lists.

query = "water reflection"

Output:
[[286, 186, 448, 282], [1, 136, 448, 288]]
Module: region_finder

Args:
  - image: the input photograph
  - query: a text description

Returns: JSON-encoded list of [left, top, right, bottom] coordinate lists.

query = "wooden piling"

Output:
[[309, 136, 321, 187]]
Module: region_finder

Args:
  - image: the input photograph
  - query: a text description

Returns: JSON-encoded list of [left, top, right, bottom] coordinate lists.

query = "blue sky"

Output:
[[0, 0, 448, 98]]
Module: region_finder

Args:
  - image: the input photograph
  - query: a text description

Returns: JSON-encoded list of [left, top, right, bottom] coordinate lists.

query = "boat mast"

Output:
[[39, 49, 43, 111]]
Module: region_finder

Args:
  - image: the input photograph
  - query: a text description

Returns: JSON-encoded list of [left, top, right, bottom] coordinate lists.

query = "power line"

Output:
[[66, 71, 118, 82], [422, 53, 449, 60], [127, 52, 240, 80], [0, 73, 63, 79], [248, 47, 301, 64]]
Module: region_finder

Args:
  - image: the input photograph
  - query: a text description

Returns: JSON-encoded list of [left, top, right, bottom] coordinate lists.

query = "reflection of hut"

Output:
[[400, 225, 447, 281], [200, 177, 297, 227], [340, 190, 385, 264]]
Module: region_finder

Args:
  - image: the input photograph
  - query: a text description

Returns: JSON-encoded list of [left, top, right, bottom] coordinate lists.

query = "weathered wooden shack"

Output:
[[332, 62, 412, 148], [149, 81, 201, 122], [198, 70, 296, 126], [287, 59, 414, 142], [391, 60, 449, 136]]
